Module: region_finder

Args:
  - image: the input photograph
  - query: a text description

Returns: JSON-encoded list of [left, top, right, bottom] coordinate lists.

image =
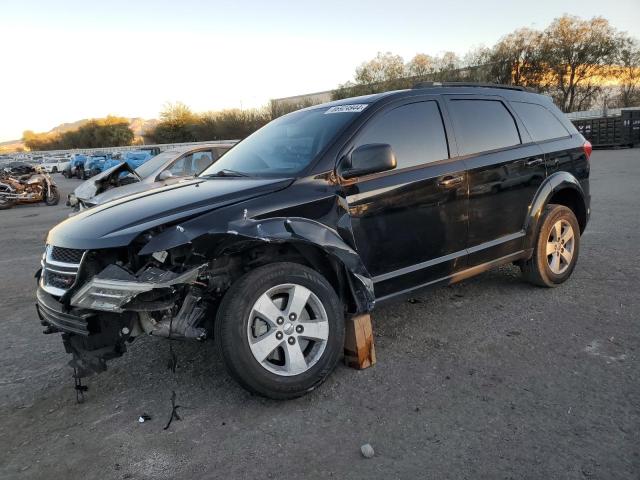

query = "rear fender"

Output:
[[524, 171, 587, 250]]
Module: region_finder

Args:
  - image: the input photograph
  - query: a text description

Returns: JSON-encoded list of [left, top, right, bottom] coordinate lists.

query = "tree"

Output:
[[23, 117, 134, 151], [354, 51, 405, 85], [406, 53, 436, 77], [540, 16, 620, 112], [614, 38, 640, 107], [149, 102, 198, 143], [488, 28, 544, 86]]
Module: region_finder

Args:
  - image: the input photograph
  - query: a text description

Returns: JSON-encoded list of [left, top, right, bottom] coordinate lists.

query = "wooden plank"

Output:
[[344, 313, 376, 369]]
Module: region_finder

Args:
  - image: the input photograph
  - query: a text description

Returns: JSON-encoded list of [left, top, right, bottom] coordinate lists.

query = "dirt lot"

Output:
[[1, 150, 639, 479]]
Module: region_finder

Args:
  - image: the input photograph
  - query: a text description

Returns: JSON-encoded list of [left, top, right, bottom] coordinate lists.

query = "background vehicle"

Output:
[[82, 154, 113, 179], [0, 164, 59, 209], [37, 85, 590, 399], [41, 155, 70, 174], [100, 150, 152, 172], [68, 143, 235, 209], [63, 154, 88, 178]]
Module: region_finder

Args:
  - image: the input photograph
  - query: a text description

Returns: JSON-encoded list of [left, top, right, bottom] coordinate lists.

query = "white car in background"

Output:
[[41, 156, 70, 174]]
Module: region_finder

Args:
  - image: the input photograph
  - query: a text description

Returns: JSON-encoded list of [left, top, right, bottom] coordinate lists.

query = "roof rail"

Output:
[[412, 81, 528, 92]]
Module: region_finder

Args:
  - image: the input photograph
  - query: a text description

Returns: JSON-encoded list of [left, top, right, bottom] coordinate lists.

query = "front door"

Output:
[[341, 99, 468, 300]]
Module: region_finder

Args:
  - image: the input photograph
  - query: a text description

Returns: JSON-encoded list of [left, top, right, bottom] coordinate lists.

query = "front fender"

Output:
[[139, 215, 375, 313], [523, 171, 587, 250]]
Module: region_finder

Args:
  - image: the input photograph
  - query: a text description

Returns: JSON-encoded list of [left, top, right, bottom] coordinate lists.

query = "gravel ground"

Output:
[[1, 150, 639, 479]]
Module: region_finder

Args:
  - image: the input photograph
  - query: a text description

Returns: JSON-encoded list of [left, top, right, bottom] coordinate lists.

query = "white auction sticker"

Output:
[[324, 104, 368, 114]]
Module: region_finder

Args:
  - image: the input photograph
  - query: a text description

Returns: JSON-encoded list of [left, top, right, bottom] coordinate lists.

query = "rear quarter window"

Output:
[[510, 101, 570, 142], [447, 99, 521, 156]]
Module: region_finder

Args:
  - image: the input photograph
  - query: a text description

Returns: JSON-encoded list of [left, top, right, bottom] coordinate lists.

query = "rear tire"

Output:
[[521, 204, 580, 287], [215, 262, 344, 399]]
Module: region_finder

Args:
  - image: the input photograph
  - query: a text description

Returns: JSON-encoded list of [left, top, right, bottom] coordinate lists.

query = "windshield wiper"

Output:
[[202, 169, 249, 178]]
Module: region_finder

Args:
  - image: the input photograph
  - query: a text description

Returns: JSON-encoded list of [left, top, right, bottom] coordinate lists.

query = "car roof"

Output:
[[304, 84, 548, 113], [163, 142, 237, 154]]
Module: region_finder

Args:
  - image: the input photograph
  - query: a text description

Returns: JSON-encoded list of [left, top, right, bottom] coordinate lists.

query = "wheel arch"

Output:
[[139, 216, 376, 314], [524, 172, 588, 250]]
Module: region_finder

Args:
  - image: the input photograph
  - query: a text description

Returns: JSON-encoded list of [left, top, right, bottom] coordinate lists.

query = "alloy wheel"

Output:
[[246, 283, 329, 376], [546, 219, 574, 275]]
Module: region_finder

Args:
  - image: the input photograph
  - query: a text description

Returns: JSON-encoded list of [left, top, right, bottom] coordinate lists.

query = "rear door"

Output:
[[341, 97, 469, 299], [509, 100, 586, 181], [444, 96, 546, 265]]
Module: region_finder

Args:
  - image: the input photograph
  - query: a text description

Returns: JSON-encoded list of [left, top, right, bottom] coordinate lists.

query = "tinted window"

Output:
[[448, 99, 521, 155], [355, 101, 448, 169], [510, 101, 570, 141]]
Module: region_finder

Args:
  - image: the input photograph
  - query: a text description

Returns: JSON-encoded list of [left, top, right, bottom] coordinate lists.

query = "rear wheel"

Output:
[[215, 262, 344, 399], [52, 167, 58, 173], [521, 204, 580, 287]]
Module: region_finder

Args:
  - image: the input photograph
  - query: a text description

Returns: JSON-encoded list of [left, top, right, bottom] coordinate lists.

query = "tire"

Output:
[[45, 186, 60, 206], [0, 197, 15, 210], [521, 204, 580, 287], [52, 167, 58, 173], [215, 262, 345, 399]]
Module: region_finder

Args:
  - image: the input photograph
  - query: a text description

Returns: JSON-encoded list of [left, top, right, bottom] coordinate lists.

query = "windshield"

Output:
[[200, 106, 364, 178], [134, 150, 181, 178]]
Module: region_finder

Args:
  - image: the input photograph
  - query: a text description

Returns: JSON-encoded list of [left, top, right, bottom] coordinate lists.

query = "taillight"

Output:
[[583, 141, 592, 160]]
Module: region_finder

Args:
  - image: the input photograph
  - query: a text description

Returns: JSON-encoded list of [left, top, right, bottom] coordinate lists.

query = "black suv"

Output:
[[36, 84, 591, 399]]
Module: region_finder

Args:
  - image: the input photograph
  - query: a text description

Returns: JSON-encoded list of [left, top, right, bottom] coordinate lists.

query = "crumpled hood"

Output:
[[73, 162, 141, 201], [48, 177, 293, 249], [89, 179, 168, 205]]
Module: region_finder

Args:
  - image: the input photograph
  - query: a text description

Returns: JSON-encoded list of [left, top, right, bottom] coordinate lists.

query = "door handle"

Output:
[[438, 175, 464, 188], [525, 158, 544, 168]]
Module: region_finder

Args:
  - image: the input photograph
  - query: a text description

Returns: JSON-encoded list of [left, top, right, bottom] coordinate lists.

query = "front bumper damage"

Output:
[[37, 262, 208, 378]]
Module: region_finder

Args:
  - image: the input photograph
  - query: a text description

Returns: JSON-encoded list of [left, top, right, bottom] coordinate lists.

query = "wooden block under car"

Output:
[[344, 313, 376, 369]]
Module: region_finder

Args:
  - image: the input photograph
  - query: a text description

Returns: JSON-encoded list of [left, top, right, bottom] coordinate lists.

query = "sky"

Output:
[[1, 0, 639, 142]]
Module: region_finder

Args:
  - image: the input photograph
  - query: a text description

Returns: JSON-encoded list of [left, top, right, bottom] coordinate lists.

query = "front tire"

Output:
[[521, 204, 580, 287], [45, 185, 60, 206], [215, 262, 344, 399]]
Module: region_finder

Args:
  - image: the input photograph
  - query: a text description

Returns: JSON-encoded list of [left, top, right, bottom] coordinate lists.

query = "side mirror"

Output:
[[158, 170, 173, 181], [339, 143, 396, 179]]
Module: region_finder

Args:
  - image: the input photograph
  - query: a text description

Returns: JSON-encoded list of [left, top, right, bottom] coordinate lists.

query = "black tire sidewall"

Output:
[[535, 205, 580, 285], [215, 262, 344, 399]]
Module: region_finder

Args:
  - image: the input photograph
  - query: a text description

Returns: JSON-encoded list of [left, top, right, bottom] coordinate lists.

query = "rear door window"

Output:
[[510, 101, 570, 141], [354, 101, 449, 169], [447, 99, 521, 155]]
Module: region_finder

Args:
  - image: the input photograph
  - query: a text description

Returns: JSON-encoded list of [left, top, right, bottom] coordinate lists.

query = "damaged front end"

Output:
[[37, 189, 376, 385], [36, 242, 213, 378]]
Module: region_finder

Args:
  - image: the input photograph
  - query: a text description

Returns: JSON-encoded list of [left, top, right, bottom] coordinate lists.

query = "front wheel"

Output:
[[521, 204, 580, 287], [215, 262, 345, 399], [44, 185, 60, 206]]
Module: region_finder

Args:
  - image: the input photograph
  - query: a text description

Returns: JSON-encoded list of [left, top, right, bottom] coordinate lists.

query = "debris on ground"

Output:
[[163, 390, 182, 430], [137, 414, 151, 423], [360, 443, 375, 458]]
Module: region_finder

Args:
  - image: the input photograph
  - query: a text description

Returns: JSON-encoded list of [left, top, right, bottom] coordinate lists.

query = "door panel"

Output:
[[465, 144, 546, 263], [340, 99, 468, 299], [444, 96, 546, 265], [346, 163, 468, 299]]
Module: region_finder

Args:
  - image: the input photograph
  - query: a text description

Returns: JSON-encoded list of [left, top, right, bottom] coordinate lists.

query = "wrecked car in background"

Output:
[[36, 85, 590, 399], [63, 154, 88, 179], [0, 163, 60, 209], [68, 143, 235, 210]]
